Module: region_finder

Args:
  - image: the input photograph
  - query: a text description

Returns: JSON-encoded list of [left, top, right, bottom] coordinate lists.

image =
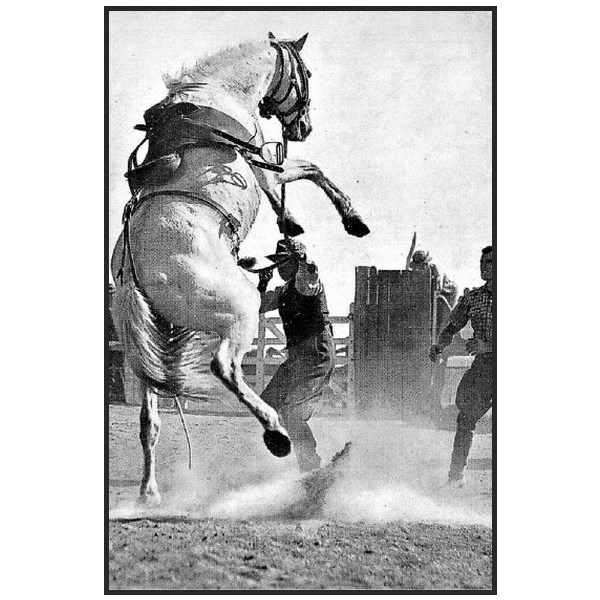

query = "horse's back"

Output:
[[144, 145, 262, 240]]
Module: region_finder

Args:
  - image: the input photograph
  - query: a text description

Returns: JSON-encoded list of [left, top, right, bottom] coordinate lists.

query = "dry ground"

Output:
[[108, 404, 493, 591]]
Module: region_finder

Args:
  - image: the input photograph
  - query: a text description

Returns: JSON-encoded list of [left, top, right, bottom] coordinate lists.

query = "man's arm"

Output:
[[466, 338, 493, 354], [437, 322, 462, 349], [259, 287, 281, 313], [294, 258, 322, 296], [257, 269, 280, 313], [429, 292, 470, 361]]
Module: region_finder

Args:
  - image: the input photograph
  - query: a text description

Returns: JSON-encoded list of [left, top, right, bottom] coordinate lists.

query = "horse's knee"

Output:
[[211, 353, 236, 392], [210, 354, 227, 380], [210, 354, 228, 379], [231, 361, 250, 387]]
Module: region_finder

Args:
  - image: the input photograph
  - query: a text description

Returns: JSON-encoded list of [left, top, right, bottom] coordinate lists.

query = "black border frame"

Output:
[[105, 6, 497, 594]]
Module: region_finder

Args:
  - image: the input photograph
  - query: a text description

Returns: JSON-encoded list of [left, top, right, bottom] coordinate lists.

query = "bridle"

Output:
[[258, 37, 311, 242], [259, 39, 311, 137]]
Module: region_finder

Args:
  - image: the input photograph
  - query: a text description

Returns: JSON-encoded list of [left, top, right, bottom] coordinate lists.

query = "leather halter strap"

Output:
[[259, 40, 310, 128]]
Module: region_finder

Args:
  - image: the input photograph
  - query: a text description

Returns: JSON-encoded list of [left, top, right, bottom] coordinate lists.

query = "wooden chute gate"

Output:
[[352, 266, 452, 419]]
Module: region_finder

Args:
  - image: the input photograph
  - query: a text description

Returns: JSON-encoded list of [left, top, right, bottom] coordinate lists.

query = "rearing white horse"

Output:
[[110, 33, 370, 504]]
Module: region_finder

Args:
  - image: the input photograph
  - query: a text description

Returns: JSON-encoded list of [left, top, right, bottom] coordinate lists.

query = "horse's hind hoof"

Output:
[[343, 212, 370, 237], [263, 429, 292, 457]]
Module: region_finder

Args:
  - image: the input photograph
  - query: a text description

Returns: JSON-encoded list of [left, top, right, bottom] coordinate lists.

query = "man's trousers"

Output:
[[261, 330, 335, 472], [449, 353, 493, 480]]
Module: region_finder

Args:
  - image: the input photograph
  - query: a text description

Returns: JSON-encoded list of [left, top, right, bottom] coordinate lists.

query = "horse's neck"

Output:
[[167, 43, 277, 136], [177, 88, 258, 137]]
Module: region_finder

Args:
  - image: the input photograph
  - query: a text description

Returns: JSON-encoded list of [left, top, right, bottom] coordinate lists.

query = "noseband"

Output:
[[259, 40, 311, 133]]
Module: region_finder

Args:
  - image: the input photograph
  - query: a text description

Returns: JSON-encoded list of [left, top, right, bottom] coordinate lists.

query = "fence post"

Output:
[[431, 286, 439, 345], [347, 302, 356, 416]]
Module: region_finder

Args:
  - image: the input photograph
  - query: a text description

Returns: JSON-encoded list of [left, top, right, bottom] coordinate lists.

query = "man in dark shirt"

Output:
[[258, 238, 335, 472], [430, 246, 493, 486]]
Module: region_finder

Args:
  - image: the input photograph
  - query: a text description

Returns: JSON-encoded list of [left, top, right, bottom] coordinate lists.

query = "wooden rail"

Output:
[[243, 314, 354, 412], [109, 312, 355, 412]]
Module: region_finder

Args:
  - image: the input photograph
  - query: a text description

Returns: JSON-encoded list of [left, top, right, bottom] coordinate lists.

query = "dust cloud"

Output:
[[110, 417, 491, 527]]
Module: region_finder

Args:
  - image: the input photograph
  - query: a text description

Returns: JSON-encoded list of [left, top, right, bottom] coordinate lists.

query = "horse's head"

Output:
[[260, 33, 312, 142]]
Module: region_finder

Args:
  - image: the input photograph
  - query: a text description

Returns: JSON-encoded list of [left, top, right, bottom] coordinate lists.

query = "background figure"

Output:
[[429, 246, 493, 486], [430, 293, 453, 415], [408, 249, 437, 276], [406, 241, 459, 414], [439, 275, 458, 308], [258, 238, 335, 472], [408, 247, 457, 304]]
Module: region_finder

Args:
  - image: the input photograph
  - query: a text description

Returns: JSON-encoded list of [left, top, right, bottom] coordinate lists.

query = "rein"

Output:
[[179, 118, 284, 173], [281, 136, 289, 240]]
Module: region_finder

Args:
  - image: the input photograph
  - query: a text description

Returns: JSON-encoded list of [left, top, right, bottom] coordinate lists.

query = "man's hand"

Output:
[[429, 344, 443, 363], [466, 338, 491, 354], [258, 269, 273, 293]]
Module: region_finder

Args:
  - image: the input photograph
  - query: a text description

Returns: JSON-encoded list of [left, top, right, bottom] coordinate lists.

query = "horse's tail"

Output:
[[111, 281, 198, 394]]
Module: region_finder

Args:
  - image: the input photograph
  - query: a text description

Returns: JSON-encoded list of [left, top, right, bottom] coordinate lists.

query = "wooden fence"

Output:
[[108, 282, 472, 416], [108, 311, 354, 413], [242, 313, 354, 409]]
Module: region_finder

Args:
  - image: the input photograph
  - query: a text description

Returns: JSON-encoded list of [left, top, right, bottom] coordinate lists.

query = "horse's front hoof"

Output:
[[343, 213, 370, 237], [278, 215, 305, 237], [263, 429, 292, 457]]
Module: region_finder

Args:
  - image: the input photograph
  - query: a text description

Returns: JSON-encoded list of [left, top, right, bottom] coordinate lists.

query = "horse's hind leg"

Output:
[[210, 312, 291, 458], [138, 377, 161, 505]]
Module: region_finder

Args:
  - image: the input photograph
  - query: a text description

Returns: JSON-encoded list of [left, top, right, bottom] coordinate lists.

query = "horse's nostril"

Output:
[[299, 122, 307, 138]]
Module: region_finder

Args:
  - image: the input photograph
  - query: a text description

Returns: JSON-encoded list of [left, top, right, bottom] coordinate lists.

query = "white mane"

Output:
[[163, 40, 272, 99]]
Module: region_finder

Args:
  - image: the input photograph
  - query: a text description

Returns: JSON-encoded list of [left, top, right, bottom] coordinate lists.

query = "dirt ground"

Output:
[[108, 404, 493, 591]]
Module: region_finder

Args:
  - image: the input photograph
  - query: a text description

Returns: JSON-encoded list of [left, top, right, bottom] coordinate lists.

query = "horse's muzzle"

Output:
[[286, 118, 312, 142]]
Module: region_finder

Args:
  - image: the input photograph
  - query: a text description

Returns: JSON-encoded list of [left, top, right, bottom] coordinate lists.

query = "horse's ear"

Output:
[[268, 32, 276, 40], [294, 33, 308, 51]]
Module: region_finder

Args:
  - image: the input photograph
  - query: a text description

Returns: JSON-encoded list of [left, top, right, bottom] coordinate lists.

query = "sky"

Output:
[[108, 10, 492, 315]]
